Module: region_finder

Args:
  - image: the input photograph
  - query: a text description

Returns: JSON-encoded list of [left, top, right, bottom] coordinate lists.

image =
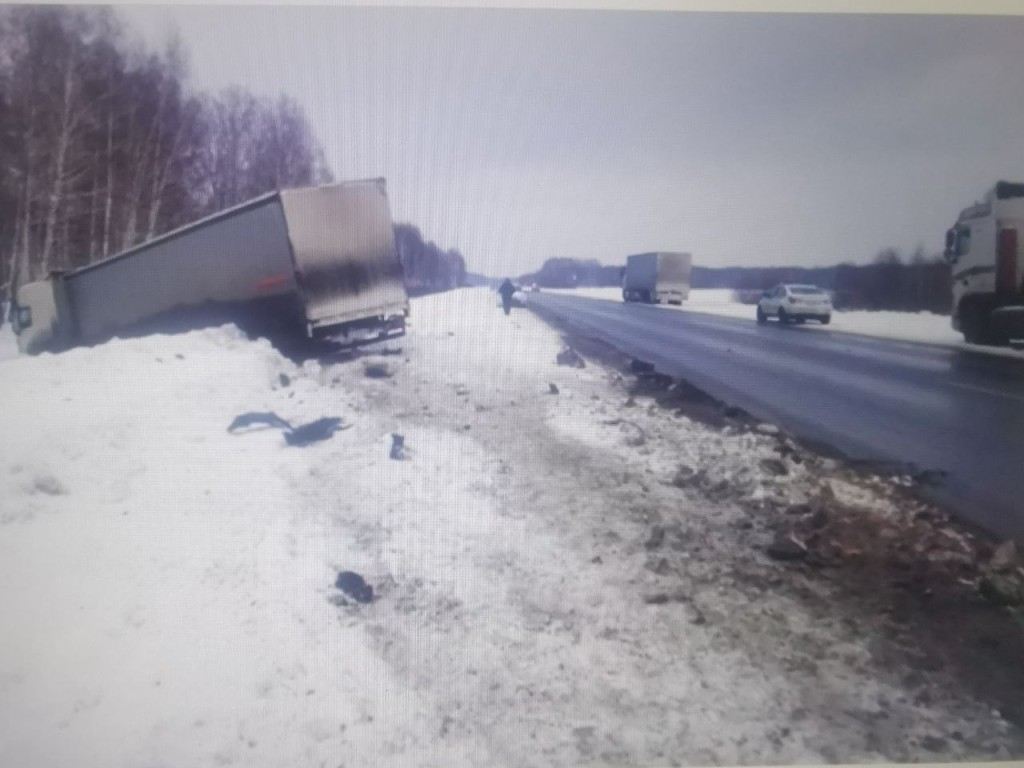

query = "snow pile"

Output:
[[0, 288, 1018, 766]]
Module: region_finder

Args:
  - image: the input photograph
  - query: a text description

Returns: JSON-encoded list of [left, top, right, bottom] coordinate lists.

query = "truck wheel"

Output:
[[820, 314, 831, 325], [756, 306, 767, 324], [961, 303, 994, 345]]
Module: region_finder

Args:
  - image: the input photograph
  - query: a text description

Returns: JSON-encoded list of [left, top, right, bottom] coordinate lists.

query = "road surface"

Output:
[[530, 292, 1024, 539]]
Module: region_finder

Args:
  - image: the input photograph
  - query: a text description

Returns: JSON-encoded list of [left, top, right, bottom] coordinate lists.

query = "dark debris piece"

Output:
[[389, 433, 406, 460], [227, 412, 294, 433], [227, 411, 346, 447], [284, 418, 346, 446], [335, 571, 374, 603]]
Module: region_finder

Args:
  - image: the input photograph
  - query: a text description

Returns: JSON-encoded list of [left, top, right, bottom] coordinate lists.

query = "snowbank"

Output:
[[0, 288, 1016, 766]]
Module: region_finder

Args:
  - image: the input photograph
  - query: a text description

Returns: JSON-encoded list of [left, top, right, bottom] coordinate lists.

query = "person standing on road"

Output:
[[498, 279, 517, 316]]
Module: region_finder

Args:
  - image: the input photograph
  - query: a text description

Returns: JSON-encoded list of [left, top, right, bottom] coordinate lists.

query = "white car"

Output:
[[757, 284, 832, 325]]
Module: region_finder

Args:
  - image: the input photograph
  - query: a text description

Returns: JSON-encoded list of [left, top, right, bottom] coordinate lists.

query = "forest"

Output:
[[0, 6, 465, 302]]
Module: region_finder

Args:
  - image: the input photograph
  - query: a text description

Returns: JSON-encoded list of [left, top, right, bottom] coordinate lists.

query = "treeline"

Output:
[[394, 224, 467, 296], [0, 6, 330, 296], [520, 248, 952, 313], [517, 258, 622, 289], [0, 6, 468, 304]]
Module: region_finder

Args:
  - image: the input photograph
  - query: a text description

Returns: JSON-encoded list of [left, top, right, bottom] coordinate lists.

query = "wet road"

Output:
[[530, 293, 1024, 538]]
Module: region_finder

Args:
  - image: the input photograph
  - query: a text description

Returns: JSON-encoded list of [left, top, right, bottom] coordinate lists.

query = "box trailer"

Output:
[[10, 179, 409, 354], [622, 252, 692, 304]]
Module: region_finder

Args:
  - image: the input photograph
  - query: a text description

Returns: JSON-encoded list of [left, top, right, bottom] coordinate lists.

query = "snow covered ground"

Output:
[[550, 287, 1019, 352], [0, 321, 17, 363], [1, 288, 1020, 766]]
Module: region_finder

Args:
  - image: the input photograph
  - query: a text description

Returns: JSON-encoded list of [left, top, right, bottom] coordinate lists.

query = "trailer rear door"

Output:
[[280, 181, 408, 329]]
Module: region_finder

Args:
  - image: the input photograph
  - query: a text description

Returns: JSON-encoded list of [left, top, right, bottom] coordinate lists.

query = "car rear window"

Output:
[[790, 287, 825, 296]]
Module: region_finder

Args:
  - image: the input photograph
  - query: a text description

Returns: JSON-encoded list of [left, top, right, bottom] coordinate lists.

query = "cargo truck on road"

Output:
[[945, 181, 1024, 345], [621, 252, 692, 304], [10, 179, 409, 355]]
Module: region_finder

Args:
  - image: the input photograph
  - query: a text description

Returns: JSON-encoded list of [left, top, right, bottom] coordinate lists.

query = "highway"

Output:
[[530, 292, 1024, 539]]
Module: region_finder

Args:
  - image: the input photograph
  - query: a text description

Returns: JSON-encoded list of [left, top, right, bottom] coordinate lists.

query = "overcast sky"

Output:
[[120, 6, 1024, 276]]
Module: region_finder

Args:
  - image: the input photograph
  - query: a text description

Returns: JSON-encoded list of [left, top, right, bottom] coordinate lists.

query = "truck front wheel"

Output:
[[961, 302, 1000, 345]]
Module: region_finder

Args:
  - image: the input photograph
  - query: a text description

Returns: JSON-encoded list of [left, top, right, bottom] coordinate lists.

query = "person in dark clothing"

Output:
[[498, 279, 517, 316]]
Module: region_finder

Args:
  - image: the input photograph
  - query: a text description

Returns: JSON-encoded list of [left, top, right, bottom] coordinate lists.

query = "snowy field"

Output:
[[0, 288, 1020, 766], [549, 287, 1024, 354]]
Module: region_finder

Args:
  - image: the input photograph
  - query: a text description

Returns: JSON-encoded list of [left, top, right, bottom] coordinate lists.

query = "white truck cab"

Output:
[[945, 181, 1024, 345]]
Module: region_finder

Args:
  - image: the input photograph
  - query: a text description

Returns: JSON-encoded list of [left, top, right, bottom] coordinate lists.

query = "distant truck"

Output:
[[621, 252, 692, 304], [945, 181, 1024, 345], [10, 179, 409, 354]]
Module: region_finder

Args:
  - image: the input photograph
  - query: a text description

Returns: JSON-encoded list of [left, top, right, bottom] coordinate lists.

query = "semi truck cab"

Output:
[[945, 181, 1024, 345]]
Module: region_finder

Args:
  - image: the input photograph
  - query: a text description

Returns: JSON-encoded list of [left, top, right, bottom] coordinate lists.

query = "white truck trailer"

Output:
[[10, 179, 409, 354], [945, 181, 1024, 345], [621, 252, 692, 304]]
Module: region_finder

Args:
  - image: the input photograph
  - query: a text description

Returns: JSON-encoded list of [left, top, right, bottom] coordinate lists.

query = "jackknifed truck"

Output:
[[621, 252, 692, 304], [10, 178, 410, 354]]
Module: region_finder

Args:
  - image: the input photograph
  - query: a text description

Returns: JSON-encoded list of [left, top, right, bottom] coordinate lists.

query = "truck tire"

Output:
[[820, 314, 831, 325], [756, 306, 767, 324], [961, 302, 996, 345], [958, 303, 999, 346]]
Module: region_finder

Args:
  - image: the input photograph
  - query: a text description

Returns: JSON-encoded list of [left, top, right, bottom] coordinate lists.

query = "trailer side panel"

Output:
[[68, 199, 296, 344]]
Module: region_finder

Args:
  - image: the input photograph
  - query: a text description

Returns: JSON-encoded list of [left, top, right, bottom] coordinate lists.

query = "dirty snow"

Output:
[[0, 287, 1019, 766], [552, 287, 1024, 355]]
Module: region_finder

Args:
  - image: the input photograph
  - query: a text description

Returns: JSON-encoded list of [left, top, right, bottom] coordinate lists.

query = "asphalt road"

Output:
[[530, 292, 1024, 539]]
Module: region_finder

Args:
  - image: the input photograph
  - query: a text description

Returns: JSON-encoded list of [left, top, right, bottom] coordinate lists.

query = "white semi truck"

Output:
[[9, 179, 410, 355], [945, 181, 1024, 345], [621, 252, 692, 304]]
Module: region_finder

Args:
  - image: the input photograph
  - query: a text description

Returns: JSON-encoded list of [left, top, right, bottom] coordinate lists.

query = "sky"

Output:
[[119, 5, 1024, 276]]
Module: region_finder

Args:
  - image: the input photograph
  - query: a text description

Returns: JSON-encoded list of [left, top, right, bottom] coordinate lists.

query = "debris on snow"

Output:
[[227, 411, 346, 446], [284, 417, 345, 446], [548, 383, 560, 395], [334, 571, 374, 603], [364, 362, 393, 379], [555, 346, 585, 368], [227, 411, 293, 433], [389, 433, 407, 460]]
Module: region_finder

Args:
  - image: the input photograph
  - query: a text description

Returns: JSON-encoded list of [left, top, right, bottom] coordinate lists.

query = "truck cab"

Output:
[[945, 181, 1024, 345], [11, 275, 73, 355]]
